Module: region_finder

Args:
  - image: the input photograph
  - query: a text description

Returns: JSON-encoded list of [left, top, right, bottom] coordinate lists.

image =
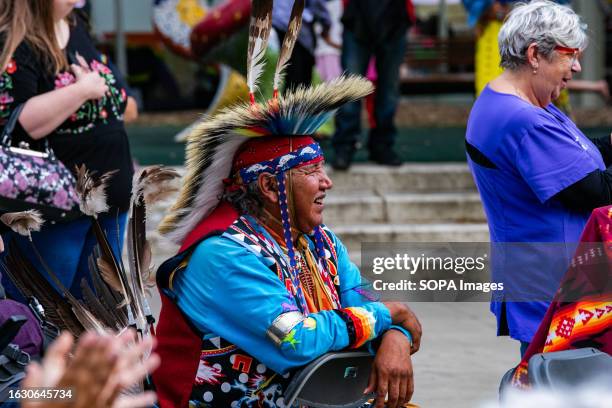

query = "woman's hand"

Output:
[[71, 64, 108, 101], [382, 302, 422, 354]]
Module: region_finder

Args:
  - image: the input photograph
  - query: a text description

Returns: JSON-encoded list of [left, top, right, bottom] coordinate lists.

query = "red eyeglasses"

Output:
[[554, 45, 581, 65]]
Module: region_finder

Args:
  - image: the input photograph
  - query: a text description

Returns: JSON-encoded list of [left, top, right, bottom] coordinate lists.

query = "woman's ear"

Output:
[[526, 43, 539, 71], [257, 173, 279, 204]]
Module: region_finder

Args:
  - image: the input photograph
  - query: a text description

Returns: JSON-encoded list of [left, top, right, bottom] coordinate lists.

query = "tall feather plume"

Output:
[[273, 0, 305, 97], [246, 0, 273, 103], [0, 210, 44, 240], [74, 164, 118, 218], [127, 166, 179, 327]]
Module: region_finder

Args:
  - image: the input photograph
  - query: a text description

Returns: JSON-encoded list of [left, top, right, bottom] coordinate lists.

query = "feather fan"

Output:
[[91, 218, 142, 329], [25, 242, 107, 334], [2, 244, 84, 336], [273, 0, 305, 96], [88, 251, 128, 327], [1, 211, 105, 333], [246, 0, 273, 102], [76, 164, 148, 331]]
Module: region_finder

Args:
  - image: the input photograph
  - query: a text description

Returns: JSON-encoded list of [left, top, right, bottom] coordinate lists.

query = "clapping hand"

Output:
[[21, 330, 160, 408]]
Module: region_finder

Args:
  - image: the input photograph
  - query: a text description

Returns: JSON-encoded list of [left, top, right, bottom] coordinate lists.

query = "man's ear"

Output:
[[258, 173, 278, 204]]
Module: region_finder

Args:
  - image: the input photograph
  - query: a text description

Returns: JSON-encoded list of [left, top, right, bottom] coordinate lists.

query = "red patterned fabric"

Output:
[[180, 201, 239, 252], [154, 202, 238, 407], [230, 135, 320, 174], [511, 206, 612, 387]]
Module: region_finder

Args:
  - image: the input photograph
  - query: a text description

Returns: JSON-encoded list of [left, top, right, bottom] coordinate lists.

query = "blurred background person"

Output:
[[331, 0, 415, 170], [463, 0, 608, 117], [72, 0, 139, 123], [0, 0, 134, 299], [314, 0, 342, 83], [465, 1, 612, 356], [272, 0, 332, 92]]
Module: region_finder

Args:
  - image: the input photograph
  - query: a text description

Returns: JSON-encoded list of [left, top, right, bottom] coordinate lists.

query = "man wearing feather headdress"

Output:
[[153, 2, 421, 407]]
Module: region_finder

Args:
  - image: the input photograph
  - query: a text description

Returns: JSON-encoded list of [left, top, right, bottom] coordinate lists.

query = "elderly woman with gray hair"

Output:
[[465, 0, 612, 356]]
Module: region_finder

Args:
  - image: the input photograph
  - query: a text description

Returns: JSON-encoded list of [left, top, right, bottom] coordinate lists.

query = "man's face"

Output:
[[288, 161, 333, 234]]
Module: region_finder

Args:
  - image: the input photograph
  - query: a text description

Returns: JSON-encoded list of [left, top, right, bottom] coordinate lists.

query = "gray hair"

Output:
[[223, 181, 265, 217], [498, 1, 588, 70]]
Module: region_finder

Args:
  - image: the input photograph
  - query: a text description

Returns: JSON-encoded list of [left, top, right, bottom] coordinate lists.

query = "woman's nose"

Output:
[[571, 58, 582, 73]]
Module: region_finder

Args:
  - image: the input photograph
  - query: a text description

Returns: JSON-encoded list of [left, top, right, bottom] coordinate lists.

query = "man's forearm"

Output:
[[383, 302, 411, 325], [382, 301, 422, 353]]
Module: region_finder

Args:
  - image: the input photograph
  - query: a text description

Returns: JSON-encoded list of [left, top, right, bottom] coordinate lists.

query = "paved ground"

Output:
[[409, 302, 517, 408]]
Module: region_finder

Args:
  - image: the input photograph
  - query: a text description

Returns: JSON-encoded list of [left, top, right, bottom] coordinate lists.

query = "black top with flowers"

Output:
[[0, 17, 133, 212]]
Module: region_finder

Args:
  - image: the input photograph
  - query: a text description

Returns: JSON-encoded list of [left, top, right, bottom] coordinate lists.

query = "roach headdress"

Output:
[[158, 0, 373, 311]]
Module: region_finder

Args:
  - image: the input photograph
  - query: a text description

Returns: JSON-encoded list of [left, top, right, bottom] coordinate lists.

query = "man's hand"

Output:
[[383, 302, 422, 354], [364, 330, 413, 408]]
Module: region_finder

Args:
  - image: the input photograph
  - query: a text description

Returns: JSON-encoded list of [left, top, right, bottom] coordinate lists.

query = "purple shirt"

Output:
[[466, 85, 605, 342]]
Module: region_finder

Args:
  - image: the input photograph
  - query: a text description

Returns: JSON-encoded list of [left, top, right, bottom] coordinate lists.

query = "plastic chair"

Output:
[[528, 348, 612, 389], [498, 366, 516, 397], [284, 351, 375, 408]]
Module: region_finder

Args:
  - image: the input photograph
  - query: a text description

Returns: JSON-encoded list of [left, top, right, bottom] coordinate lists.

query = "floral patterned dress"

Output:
[[0, 15, 134, 298], [0, 15, 133, 211]]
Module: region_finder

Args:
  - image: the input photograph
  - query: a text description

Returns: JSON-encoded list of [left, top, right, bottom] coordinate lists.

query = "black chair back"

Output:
[[528, 348, 612, 389], [284, 351, 375, 408]]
